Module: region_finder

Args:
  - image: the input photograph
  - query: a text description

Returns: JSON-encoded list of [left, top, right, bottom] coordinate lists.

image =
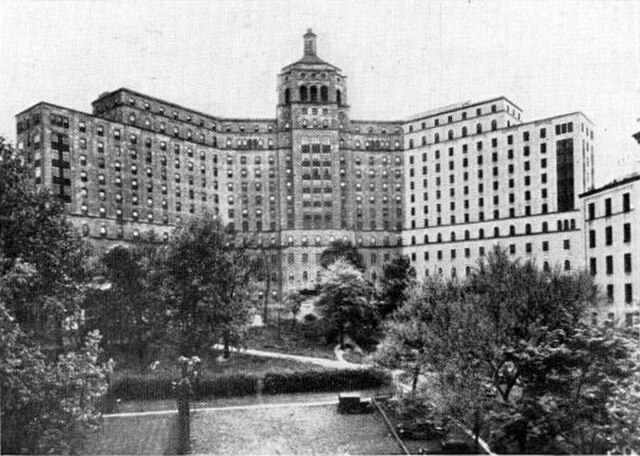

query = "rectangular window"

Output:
[[624, 253, 632, 273], [605, 226, 613, 245], [607, 284, 614, 303], [605, 198, 612, 216], [624, 223, 631, 243], [606, 255, 614, 275], [589, 257, 597, 276], [623, 192, 631, 212], [588, 202, 595, 220], [625, 284, 633, 304]]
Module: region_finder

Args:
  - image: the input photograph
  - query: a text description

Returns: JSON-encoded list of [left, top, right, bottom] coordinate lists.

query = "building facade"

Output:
[[580, 132, 640, 326], [17, 29, 633, 324]]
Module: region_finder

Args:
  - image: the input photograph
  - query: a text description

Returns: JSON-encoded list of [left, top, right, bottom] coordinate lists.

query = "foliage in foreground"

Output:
[[376, 247, 640, 453], [0, 136, 111, 454]]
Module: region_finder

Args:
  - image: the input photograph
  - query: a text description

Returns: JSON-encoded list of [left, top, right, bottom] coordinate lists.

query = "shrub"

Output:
[[263, 368, 390, 395]]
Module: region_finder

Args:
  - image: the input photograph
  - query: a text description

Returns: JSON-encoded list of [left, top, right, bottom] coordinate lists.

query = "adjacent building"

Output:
[[15, 29, 636, 324]]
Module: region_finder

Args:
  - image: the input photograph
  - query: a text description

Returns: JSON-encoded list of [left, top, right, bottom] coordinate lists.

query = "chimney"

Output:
[[303, 29, 317, 56]]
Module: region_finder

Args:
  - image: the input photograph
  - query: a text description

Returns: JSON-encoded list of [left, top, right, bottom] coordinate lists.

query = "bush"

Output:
[[263, 368, 390, 395], [107, 372, 259, 402], [104, 368, 390, 404]]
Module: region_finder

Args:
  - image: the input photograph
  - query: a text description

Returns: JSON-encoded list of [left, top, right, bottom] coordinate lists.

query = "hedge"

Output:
[[103, 368, 391, 406]]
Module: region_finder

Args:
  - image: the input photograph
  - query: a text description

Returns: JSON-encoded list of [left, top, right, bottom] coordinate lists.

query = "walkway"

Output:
[[211, 344, 365, 370]]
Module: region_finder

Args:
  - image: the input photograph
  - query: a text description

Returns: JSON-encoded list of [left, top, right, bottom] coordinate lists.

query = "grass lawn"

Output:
[[191, 402, 402, 454], [244, 320, 337, 359], [84, 414, 178, 455], [111, 347, 329, 384]]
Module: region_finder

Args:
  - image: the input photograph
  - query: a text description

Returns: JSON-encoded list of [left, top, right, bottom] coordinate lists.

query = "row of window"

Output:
[[589, 253, 633, 276], [587, 193, 632, 219], [588, 223, 632, 247]]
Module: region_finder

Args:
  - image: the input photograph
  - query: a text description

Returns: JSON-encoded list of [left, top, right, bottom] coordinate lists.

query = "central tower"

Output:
[[276, 29, 349, 232]]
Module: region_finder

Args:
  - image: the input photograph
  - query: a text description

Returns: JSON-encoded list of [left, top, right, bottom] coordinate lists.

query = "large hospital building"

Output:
[[14, 30, 639, 326]]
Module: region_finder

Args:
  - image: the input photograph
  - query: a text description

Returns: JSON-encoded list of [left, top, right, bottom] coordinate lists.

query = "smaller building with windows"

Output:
[[581, 171, 640, 327]]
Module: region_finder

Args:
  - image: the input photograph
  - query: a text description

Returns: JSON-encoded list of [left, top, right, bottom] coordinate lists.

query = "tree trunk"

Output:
[[223, 331, 231, 359], [412, 365, 420, 393]]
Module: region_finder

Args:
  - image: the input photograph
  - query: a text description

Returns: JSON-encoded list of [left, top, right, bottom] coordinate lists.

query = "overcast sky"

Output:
[[1, 0, 639, 186]]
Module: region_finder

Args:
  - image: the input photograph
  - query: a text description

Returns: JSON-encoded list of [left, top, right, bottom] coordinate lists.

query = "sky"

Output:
[[1, 0, 639, 186]]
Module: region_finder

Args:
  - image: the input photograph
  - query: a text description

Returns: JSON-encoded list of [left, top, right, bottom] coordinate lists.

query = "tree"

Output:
[[378, 255, 416, 318], [84, 244, 165, 367], [284, 290, 305, 330], [253, 245, 278, 324], [0, 137, 90, 344], [466, 247, 597, 403], [315, 259, 376, 347], [163, 215, 254, 356], [319, 240, 365, 271], [376, 248, 638, 453]]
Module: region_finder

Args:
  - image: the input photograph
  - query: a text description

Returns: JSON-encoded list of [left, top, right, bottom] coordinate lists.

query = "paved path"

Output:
[[211, 344, 366, 369], [105, 400, 339, 418]]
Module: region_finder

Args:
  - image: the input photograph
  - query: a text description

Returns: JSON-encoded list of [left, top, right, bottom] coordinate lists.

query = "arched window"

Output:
[[82, 224, 90, 237], [509, 225, 516, 235], [464, 230, 470, 240], [320, 86, 328, 102], [542, 221, 549, 233], [564, 260, 571, 271], [300, 85, 308, 102], [424, 234, 429, 243], [557, 220, 563, 231], [448, 130, 454, 140], [525, 223, 532, 234], [450, 231, 456, 241], [437, 233, 442, 243], [434, 133, 440, 143], [310, 86, 318, 102], [494, 227, 500, 237], [336, 89, 342, 105], [543, 261, 550, 272], [284, 88, 290, 104], [462, 126, 468, 137], [479, 228, 485, 239], [491, 120, 497, 131], [409, 139, 414, 149], [476, 123, 483, 134]]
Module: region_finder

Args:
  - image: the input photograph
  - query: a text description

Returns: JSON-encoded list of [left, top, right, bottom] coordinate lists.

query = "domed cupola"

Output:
[[277, 29, 347, 107]]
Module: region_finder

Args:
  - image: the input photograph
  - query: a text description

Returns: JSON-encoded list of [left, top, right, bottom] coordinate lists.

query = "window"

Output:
[[624, 253, 632, 273], [605, 226, 613, 245], [606, 255, 614, 275], [590, 257, 597, 275], [625, 284, 633, 304], [589, 229, 596, 248], [588, 202, 595, 220], [623, 192, 631, 212], [605, 198, 612, 216], [607, 284, 614, 303], [542, 241, 549, 251], [624, 223, 631, 243]]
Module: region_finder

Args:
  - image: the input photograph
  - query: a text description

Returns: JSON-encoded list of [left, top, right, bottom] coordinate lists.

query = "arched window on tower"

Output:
[[462, 126, 468, 137], [310, 86, 318, 102], [476, 123, 483, 134], [336, 89, 342, 105], [284, 88, 290, 104], [491, 120, 497, 131], [320, 86, 328, 102], [300, 85, 308, 102]]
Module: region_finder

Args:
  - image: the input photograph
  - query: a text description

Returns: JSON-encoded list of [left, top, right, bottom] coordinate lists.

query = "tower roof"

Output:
[[281, 29, 341, 72]]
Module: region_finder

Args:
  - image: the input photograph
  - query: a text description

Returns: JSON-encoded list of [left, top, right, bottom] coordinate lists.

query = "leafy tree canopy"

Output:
[[319, 240, 365, 271]]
